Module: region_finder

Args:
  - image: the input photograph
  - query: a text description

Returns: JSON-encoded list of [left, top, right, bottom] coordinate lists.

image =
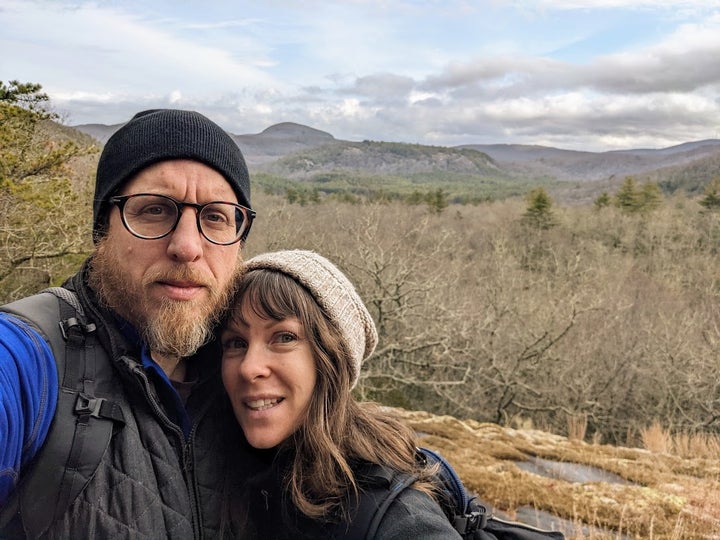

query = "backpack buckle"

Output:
[[453, 509, 488, 535], [75, 393, 105, 418], [59, 317, 97, 343]]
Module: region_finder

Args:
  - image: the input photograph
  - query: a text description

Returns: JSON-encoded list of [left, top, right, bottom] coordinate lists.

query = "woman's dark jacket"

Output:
[[232, 448, 463, 540]]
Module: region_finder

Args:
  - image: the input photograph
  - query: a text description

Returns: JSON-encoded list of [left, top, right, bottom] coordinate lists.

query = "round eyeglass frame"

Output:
[[108, 193, 256, 245]]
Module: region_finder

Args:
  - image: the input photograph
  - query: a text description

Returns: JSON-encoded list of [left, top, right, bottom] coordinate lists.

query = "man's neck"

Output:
[[152, 352, 187, 382]]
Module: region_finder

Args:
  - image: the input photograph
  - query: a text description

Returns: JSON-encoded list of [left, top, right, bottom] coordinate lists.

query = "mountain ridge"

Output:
[[72, 120, 720, 192]]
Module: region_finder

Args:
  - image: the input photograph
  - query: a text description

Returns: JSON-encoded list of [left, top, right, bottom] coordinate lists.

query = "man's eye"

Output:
[[144, 204, 170, 215], [201, 205, 233, 228], [203, 211, 228, 223], [133, 202, 174, 219]]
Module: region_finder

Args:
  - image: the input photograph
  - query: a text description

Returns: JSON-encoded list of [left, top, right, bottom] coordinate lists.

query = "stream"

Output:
[[500, 456, 636, 538]]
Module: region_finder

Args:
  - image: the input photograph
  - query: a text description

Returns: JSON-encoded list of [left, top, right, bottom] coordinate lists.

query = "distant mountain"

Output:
[[72, 120, 720, 196], [460, 140, 720, 182], [640, 148, 720, 194], [232, 122, 336, 165], [259, 140, 502, 179], [72, 120, 337, 166], [72, 122, 125, 145]]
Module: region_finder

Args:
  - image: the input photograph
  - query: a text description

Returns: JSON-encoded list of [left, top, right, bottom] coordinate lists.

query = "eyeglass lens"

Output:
[[121, 194, 246, 244]]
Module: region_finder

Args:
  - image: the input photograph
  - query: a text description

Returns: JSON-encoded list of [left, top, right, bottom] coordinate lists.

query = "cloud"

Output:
[[340, 74, 416, 104], [5, 0, 720, 150], [421, 12, 720, 97], [2, 1, 280, 112], [512, 0, 720, 11]]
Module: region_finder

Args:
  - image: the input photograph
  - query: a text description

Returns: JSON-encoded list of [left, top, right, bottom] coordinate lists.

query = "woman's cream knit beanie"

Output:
[[244, 250, 378, 388]]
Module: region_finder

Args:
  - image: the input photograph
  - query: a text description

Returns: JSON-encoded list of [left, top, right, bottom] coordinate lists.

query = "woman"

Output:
[[221, 250, 462, 539]]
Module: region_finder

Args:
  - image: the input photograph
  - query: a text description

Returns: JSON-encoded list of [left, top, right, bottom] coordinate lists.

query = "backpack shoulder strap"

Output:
[[364, 467, 418, 540], [336, 463, 417, 540], [419, 447, 488, 538], [326, 450, 566, 540], [0, 288, 125, 539], [418, 448, 565, 540]]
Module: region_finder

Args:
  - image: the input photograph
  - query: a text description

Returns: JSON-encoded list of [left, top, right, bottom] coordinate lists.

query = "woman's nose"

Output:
[[238, 343, 272, 381]]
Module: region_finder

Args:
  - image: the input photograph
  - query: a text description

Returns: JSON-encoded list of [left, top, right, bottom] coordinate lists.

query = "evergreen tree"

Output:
[[699, 176, 720, 210], [639, 182, 663, 211], [522, 187, 557, 229], [614, 177, 640, 213], [426, 188, 448, 214], [593, 192, 611, 210], [0, 80, 52, 114], [613, 177, 663, 214], [0, 80, 96, 302]]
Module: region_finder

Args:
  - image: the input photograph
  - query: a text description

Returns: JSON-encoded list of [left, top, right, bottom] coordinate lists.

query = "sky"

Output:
[[3, 0, 720, 152]]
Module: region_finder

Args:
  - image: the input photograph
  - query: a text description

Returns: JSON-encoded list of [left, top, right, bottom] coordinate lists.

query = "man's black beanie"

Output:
[[93, 108, 251, 242]]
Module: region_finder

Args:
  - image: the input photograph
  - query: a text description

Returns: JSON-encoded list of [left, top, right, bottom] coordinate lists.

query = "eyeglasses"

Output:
[[108, 193, 256, 245]]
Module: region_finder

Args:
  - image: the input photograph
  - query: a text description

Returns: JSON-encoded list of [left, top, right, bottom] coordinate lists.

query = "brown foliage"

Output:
[[247, 191, 720, 444], [5, 131, 720, 446]]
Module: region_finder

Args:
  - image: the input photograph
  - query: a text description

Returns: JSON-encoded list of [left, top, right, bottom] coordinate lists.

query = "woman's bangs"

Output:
[[240, 270, 304, 323]]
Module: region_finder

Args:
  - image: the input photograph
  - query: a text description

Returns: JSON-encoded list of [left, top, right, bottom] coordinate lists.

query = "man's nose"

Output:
[[166, 208, 203, 262]]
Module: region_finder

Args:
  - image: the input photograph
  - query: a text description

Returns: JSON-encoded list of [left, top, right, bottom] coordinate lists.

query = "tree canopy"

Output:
[[0, 80, 96, 302]]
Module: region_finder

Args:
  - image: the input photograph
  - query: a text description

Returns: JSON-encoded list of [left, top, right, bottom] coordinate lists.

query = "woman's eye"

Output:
[[223, 337, 247, 350], [275, 332, 297, 344]]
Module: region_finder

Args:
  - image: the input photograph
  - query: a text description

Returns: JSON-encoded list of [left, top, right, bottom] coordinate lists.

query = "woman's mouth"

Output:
[[246, 398, 284, 411]]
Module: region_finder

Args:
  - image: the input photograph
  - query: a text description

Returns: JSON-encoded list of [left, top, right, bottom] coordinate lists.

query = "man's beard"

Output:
[[89, 238, 240, 358]]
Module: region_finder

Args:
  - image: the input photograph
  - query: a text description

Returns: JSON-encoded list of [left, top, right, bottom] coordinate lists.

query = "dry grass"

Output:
[[567, 413, 588, 443], [641, 421, 720, 460], [641, 421, 672, 454], [396, 408, 720, 540]]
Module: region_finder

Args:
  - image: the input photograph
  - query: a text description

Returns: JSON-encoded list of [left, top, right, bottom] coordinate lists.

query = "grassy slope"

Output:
[[395, 408, 720, 539]]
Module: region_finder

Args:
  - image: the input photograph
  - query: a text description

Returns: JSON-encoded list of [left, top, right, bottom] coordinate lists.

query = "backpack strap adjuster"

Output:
[[75, 393, 105, 417], [59, 317, 97, 343], [75, 393, 125, 424], [452, 508, 487, 535]]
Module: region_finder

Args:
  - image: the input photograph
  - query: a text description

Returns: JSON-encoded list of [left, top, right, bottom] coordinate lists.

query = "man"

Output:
[[0, 109, 255, 538]]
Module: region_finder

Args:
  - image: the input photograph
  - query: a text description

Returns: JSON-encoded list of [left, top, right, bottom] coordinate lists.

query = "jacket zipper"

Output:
[[129, 362, 203, 537]]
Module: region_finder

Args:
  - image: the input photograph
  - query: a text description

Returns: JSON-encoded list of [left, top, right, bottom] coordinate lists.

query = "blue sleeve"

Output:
[[0, 313, 58, 507]]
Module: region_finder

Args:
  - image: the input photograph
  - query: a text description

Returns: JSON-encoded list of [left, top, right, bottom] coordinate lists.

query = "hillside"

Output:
[[72, 120, 720, 203], [259, 140, 502, 178], [460, 141, 720, 183], [396, 408, 719, 540], [232, 122, 336, 165], [72, 122, 124, 144], [642, 150, 720, 195]]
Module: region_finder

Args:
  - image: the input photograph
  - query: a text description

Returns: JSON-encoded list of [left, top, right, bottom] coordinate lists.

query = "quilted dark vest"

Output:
[[0, 269, 246, 539]]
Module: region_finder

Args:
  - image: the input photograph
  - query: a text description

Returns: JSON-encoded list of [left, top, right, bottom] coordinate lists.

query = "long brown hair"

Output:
[[229, 268, 436, 520]]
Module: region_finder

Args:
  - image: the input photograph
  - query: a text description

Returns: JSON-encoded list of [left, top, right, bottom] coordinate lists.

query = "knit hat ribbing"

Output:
[[244, 250, 378, 389], [93, 109, 251, 241]]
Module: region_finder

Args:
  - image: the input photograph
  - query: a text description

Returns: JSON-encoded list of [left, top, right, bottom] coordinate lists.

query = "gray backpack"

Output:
[[0, 288, 125, 538]]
